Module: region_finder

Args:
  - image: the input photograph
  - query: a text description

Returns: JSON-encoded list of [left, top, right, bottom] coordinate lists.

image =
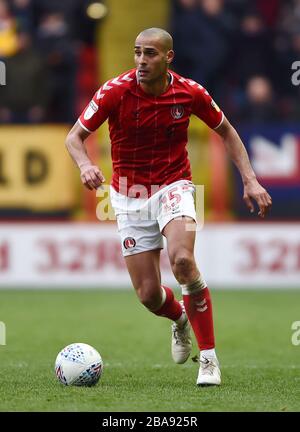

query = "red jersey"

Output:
[[78, 69, 224, 197]]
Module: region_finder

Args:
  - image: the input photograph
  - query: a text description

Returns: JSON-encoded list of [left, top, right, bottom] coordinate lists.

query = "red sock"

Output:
[[183, 287, 215, 350], [153, 286, 183, 321]]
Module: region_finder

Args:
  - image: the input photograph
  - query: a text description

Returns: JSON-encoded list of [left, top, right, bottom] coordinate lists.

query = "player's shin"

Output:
[[181, 276, 216, 354], [151, 285, 184, 323], [151, 285, 191, 364]]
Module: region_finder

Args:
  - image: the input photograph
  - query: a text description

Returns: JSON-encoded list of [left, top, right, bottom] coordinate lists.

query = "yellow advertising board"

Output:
[[0, 125, 76, 211]]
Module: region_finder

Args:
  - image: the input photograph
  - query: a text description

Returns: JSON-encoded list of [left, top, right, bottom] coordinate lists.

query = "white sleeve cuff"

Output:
[[78, 119, 93, 133], [213, 112, 224, 130]]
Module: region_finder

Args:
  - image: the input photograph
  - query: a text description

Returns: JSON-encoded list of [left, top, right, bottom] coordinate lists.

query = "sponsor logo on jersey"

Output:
[[123, 237, 136, 249], [84, 100, 98, 120], [211, 99, 220, 112], [171, 104, 184, 119]]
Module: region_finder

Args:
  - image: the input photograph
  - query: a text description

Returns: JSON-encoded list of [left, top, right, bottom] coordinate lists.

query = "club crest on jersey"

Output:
[[123, 237, 136, 249], [171, 104, 184, 119], [211, 99, 220, 112], [84, 100, 98, 120]]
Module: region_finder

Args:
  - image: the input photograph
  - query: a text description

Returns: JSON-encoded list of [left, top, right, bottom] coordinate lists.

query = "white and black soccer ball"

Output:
[[55, 343, 103, 386]]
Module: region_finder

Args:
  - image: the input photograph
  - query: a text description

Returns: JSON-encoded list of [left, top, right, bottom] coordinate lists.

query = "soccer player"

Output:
[[65, 28, 272, 386]]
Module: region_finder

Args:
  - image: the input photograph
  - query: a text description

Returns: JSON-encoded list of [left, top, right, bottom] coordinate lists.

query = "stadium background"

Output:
[[0, 0, 299, 412]]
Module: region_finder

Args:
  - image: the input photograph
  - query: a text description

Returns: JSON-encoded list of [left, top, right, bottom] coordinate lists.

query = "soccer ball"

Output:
[[55, 343, 103, 386]]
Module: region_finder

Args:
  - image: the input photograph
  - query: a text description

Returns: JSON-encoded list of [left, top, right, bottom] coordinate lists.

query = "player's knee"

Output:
[[171, 252, 195, 279], [136, 280, 162, 310]]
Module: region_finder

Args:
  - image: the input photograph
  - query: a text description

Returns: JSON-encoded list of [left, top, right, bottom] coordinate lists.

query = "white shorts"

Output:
[[110, 180, 197, 256]]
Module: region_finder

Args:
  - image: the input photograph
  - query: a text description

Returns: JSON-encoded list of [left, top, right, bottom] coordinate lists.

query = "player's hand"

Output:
[[243, 180, 272, 218], [80, 164, 105, 190]]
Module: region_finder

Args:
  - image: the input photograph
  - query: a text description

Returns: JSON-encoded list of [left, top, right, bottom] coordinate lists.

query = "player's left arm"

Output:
[[215, 116, 272, 218]]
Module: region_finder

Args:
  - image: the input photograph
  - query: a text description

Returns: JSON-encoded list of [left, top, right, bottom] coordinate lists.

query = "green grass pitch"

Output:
[[0, 289, 299, 412]]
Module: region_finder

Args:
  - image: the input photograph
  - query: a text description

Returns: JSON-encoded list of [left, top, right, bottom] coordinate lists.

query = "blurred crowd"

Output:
[[0, 0, 99, 124], [171, 0, 300, 124], [1, 0, 300, 125]]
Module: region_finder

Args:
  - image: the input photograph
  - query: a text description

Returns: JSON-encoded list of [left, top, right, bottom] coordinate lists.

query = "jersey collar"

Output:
[[135, 70, 174, 97]]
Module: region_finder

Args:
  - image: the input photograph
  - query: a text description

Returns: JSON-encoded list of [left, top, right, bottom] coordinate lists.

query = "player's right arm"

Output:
[[65, 84, 117, 190], [65, 122, 105, 190]]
